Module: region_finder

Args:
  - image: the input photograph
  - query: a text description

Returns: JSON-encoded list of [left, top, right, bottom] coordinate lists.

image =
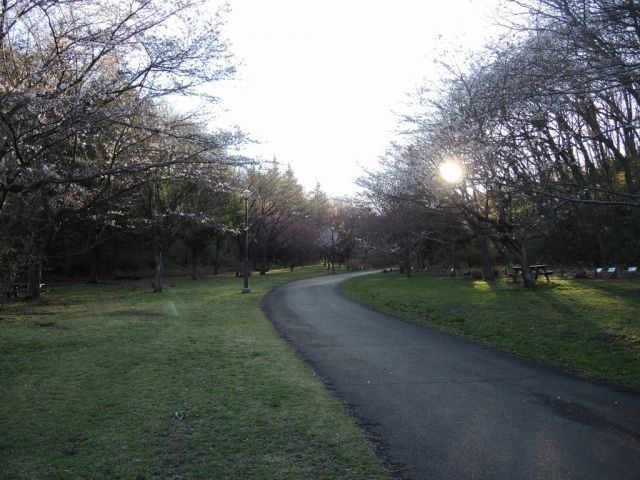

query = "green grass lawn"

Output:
[[0, 266, 390, 480], [342, 273, 640, 391]]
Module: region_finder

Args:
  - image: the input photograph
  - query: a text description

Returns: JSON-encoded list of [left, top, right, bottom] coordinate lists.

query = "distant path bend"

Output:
[[262, 271, 640, 480]]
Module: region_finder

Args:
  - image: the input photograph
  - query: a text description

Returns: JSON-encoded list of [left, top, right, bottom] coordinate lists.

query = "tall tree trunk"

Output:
[[236, 233, 243, 277], [26, 261, 41, 299], [480, 193, 494, 281], [87, 246, 100, 284], [404, 248, 412, 278], [590, 210, 607, 266], [191, 245, 198, 280], [519, 244, 536, 288], [417, 249, 424, 271], [260, 242, 267, 275], [152, 236, 164, 293], [26, 221, 57, 299], [450, 231, 458, 271], [481, 236, 494, 281], [213, 235, 223, 275]]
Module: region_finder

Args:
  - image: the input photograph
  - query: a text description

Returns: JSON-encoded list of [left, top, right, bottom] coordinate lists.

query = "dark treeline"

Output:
[[358, 0, 640, 287], [45, 162, 377, 288]]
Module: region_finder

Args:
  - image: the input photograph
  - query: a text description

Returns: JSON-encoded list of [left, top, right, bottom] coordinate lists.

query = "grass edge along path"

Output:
[[0, 266, 390, 480], [342, 273, 640, 392]]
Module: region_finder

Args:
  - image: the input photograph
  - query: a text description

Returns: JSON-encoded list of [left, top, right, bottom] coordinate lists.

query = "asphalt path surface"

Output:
[[262, 272, 640, 480]]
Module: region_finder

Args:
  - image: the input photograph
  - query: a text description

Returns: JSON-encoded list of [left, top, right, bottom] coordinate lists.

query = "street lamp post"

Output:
[[242, 189, 251, 293], [330, 225, 336, 273]]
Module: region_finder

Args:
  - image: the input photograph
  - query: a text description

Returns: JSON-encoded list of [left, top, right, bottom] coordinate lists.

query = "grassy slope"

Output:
[[0, 267, 389, 480], [342, 273, 640, 391]]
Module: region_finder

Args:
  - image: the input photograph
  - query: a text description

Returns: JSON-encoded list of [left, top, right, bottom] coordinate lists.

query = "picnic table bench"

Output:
[[512, 265, 554, 283], [1, 282, 46, 299]]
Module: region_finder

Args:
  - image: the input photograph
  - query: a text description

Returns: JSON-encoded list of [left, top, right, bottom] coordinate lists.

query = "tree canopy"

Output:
[[358, 0, 640, 286]]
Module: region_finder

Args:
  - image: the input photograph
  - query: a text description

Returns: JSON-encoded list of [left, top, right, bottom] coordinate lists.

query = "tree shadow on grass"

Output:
[[580, 280, 640, 308], [108, 309, 173, 318]]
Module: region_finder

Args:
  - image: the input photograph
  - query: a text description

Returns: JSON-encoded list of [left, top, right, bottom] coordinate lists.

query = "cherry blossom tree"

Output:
[[0, 0, 240, 295]]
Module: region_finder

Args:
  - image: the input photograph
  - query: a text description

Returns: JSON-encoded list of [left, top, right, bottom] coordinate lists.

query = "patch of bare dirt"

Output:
[[164, 400, 198, 480]]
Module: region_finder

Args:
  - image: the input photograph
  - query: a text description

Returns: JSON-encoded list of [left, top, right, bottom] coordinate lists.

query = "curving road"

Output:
[[262, 272, 640, 480]]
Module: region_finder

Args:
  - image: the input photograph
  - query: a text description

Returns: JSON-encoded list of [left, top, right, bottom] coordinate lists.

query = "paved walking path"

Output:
[[262, 272, 640, 480]]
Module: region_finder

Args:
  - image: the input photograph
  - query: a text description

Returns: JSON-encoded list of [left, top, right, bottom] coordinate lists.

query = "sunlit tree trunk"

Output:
[[481, 236, 495, 281]]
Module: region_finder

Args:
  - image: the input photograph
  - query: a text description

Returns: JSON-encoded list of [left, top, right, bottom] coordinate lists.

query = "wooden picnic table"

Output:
[[2, 282, 46, 299], [512, 264, 554, 283], [4, 283, 28, 298]]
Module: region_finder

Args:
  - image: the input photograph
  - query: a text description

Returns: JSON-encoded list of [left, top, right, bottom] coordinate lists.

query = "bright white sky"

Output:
[[211, 0, 506, 197]]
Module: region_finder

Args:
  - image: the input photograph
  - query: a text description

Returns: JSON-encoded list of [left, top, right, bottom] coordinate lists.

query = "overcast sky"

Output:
[[212, 0, 505, 196]]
